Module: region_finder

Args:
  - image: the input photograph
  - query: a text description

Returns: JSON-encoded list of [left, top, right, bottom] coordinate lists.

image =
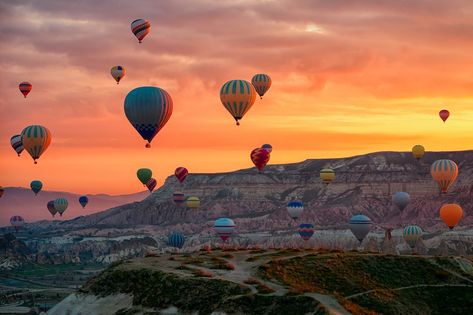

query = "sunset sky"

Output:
[[1, 0, 473, 195]]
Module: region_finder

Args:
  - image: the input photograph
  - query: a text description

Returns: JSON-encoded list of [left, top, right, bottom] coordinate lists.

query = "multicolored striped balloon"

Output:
[[21, 125, 52, 164], [403, 225, 422, 249], [287, 201, 304, 220], [298, 223, 314, 241], [220, 80, 257, 125], [168, 232, 185, 249], [146, 178, 157, 192], [124, 86, 173, 148], [430, 159, 458, 193], [251, 74, 272, 99], [111, 66, 126, 84], [10, 135, 23, 156], [47, 200, 57, 217], [30, 180, 43, 195], [173, 191, 185, 205], [186, 196, 200, 209], [79, 196, 89, 208], [175, 167, 188, 184], [349, 214, 372, 243], [10, 215, 25, 232], [19, 82, 32, 98], [214, 218, 235, 242], [54, 198, 68, 216], [131, 19, 151, 43], [250, 148, 270, 172]]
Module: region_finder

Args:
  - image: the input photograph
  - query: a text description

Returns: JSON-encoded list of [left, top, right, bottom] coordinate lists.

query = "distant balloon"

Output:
[[10, 135, 23, 157], [131, 19, 150, 43], [146, 178, 157, 193], [79, 196, 89, 208], [439, 109, 449, 122], [431, 159, 458, 193], [214, 218, 235, 242], [349, 214, 373, 243], [54, 198, 68, 216], [392, 192, 410, 211], [168, 232, 185, 249], [220, 80, 257, 125], [0, 186, 4, 198], [21, 125, 52, 164], [173, 191, 185, 205], [287, 201, 304, 220], [251, 74, 272, 99], [111, 66, 126, 84], [298, 223, 314, 241], [30, 180, 43, 195], [320, 168, 335, 185], [19, 82, 32, 98], [175, 167, 189, 184], [411, 145, 425, 160], [403, 225, 423, 249], [186, 196, 200, 209], [137, 168, 153, 186], [10, 215, 25, 232], [261, 144, 272, 154], [47, 200, 57, 217], [439, 204, 463, 230], [250, 148, 270, 172], [124, 86, 173, 148]]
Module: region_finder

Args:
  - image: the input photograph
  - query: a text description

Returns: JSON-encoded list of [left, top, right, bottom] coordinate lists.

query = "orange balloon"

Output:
[[439, 204, 463, 229]]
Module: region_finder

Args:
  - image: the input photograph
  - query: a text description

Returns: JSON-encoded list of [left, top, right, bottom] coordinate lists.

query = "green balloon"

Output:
[[137, 168, 152, 185]]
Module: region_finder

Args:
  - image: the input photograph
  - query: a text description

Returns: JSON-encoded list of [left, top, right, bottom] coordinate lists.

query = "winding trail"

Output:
[[346, 284, 473, 300]]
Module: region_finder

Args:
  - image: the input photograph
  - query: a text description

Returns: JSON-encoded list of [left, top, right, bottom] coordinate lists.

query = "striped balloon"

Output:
[[21, 125, 52, 164], [349, 214, 373, 243], [47, 200, 57, 217], [54, 198, 68, 216], [287, 201, 304, 219], [30, 180, 43, 195], [173, 191, 185, 205], [214, 218, 235, 242], [261, 144, 272, 153], [430, 159, 458, 193], [79, 196, 89, 208], [111, 66, 126, 84], [251, 74, 272, 99], [124, 86, 173, 148], [320, 168, 335, 185], [10, 215, 25, 232], [220, 80, 257, 125], [250, 148, 270, 172], [146, 178, 157, 192], [131, 19, 151, 43], [175, 167, 189, 184], [168, 232, 185, 249], [403, 225, 422, 249], [19, 82, 32, 98], [186, 196, 200, 209], [10, 135, 24, 156], [298, 223, 314, 241]]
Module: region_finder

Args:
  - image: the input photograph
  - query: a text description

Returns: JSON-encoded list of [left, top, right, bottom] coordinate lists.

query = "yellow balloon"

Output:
[[412, 145, 425, 160], [21, 125, 52, 164], [186, 196, 200, 209], [320, 168, 335, 184], [220, 80, 257, 125]]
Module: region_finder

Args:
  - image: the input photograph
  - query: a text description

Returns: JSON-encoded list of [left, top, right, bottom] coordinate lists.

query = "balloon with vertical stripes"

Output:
[[168, 232, 185, 249], [430, 159, 458, 193], [21, 125, 52, 164], [251, 74, 271, 99], [220, 80, 256, 126]]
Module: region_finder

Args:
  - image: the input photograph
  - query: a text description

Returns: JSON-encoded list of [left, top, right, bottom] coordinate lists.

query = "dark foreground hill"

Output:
[[48, 249, 473, 315]]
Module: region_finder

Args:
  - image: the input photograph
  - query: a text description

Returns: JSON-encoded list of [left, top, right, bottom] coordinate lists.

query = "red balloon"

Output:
[[439, 109, 449, 122], [250, 148, 270, 172], [175, 167, 189, 184], [146, 178, 157, 192]]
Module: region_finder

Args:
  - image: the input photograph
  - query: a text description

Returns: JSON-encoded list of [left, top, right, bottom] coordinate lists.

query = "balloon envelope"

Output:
[[19, 82, 32, 98], [298, 223, 314, 241], [392, 192, 410, 211], [320, 168, 335, 184], [79, 196, 89, 208], [439, 204, 463, 229], [349, 214, 373, 243], [10, 215, 25, 231], [146, 178, 157, 192], [186, 196, 200, 209], [137, 168, 153, 185], [131, 19, 150, 43], [403, 225, 422, 249], [250, 148, 270, 172], [111, 66, 126, 84], [0, 186, 4, 198], [220, 80, 257, 125], [261, 144, 272, 153], [439, 109, 449, 122], [411, 145, 425, 160], [430, 159, 458, 193], [175, 167, 188, 184], [54, 198, 68, 216], [173, 191, 185, 204], [47, 200, 57, 217], [168, 232, 185, 249], [21, 125, 52, 164], [287, 201, 304, 219], [10, 135, 23, 156], [214, 218, 235, 241], [251, 74, 272, 99], [30, 180, 43, 195]]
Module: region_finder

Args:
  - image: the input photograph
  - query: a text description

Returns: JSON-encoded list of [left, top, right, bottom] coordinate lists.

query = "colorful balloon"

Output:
[[287, 201, 304, 220], [431, 159, 458, 193], [250, 148, 270, 172], [251, 74, 272, 99], [30, 180, 43, 195], [19, 82, 32, 98], [214, 218, 235, 242], [349, 214, 373, 243], [47, 200, 57, 217], [131, 19, 150, 43], [261, 144, 272, 153], [175, 167, 188, 184], [168, 232, 185, 249], [111, 66, 126, 84], [320, 168, 335, 185], [124, 86, 173, 148], [21, 125, 52, 164], [10, 135, 23, 157], [0, 186, 4, 198], [137, 168, 153, 186], [298, 223, 314, 241], [392, 192, 410, 211], [439, 109, 449, 122], [79, 196, 89, 208], [411, 145, 425, 160], [173, 191, 185, 205], [186, 196, 200, 209], [54, 198, 68, 216], [220, 80, 257, 125], [403, 225, 422, 249], [146, 178, 157, 192], [439, 204, 463, 229], [10, 215, 25, 232]]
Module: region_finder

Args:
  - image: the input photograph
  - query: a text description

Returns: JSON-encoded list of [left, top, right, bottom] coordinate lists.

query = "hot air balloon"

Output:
[[220, 80, 257, 125], [298, 223, 314, 241], [431, 159, 458, 193], [214, 218, 235, 242], [173, 191, 185, 205], [30, 180, 43, 195], [439, 109, 449, 122], [10, 216, 25, 232], [0, 186, 4, 198], [349, 214, 373, 244], [403, 225, 422, 249], [21, 125, 52, 164], [186, 196, 200, 209], [124, 86, 173, 148], [19, 82, 32, 98], [251, 74, 272, 99], [168, 232, 185, 249], [146, 178, 157, 192], [137, 168, 152, 186], [131, 19, 150, 43], [411, 145, 425, 160], [111, 66, 126, 84], [287, 201, 304, 220], [47, 200, 57, 217], [439, 204, 463, 230], [250, 148, 270, 172], [54, 198, 68, 216], [10, 135, 23, 157], [320, 168, 335, 185], [79, 196, 89, 208], [392, 192, 410, 211], [175, 167, 188, 184], [261, 144, 272, 154]]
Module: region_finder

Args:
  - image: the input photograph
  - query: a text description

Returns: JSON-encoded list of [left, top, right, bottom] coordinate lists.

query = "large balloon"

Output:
[[220, 80, 257, 126], [261, 144, 272, 154], [168, 232, 185, 249], [131, 19, 150, 43], [430, 159, 458, 193], [175, 167, 188, 184], [21, 125, 52, 164], [30, 180, 43, 195], [403, 225, 422, 249], [173, 191, 185, 205], [47, 200, 57, 217], [251, 74, 272, 99], [439, 109, 449, 122], [54, 198, 68, 216], [0, 186, 4, 198], [137, 168, 153, 186], [146, 178, 157, 193], [10, 215, 25, 232], [411, 145, 425, 160], [10, 135, 24, 157], [392, 192, 410, 211], [79, 196, 89, 208], [250, 148, 270, 172], [349, 214, 373, 243], [298, 223, 314, 241], [320, 168, 335, 185], [214, 218, 235, 242], [439, 204, 463, 230], [124, 86, 173, 148], [186, 196, 200, 209], [287, 201, 304, 220], [19, 82, 32, 98], [111, 66, 126, 84]]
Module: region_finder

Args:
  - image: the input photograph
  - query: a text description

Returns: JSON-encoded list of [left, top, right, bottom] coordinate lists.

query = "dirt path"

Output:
[[304, 293, 352, 315], [346, 284, 473, 300]]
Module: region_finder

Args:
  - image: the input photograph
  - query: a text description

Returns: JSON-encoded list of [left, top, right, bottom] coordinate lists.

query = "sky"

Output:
[[1, 0, 473, 195]]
